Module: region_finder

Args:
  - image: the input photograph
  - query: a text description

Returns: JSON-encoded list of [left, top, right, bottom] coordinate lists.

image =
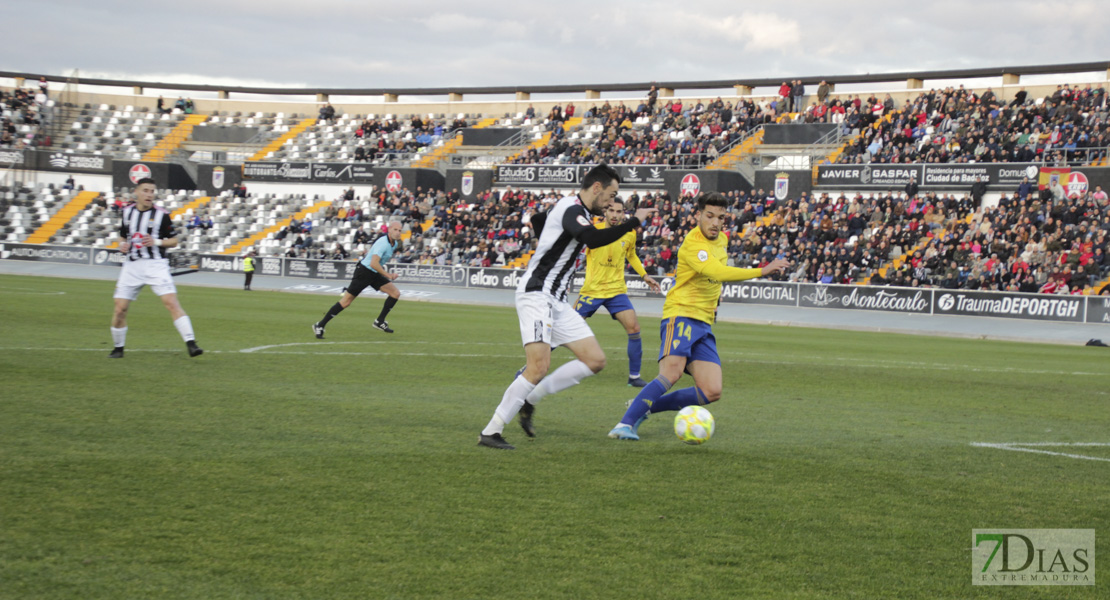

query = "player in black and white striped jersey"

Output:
[[478, 164, 655, 449], [108, 178, 203, 358]]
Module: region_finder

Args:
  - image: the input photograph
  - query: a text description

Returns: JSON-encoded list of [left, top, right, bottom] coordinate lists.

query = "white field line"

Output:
[[971, 442, 1110, 463], [0, 342, 1105, 376], [0, 287, 66, 295]]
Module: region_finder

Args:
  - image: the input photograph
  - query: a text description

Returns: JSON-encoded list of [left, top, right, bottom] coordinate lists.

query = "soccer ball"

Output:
[[673, 406, 715, 445]]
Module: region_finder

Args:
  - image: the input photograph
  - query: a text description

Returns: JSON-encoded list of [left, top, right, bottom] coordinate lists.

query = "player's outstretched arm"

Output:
[[570, 211, 643, 249], [761, 257, 790, 277], [688, 248, 789, 283]]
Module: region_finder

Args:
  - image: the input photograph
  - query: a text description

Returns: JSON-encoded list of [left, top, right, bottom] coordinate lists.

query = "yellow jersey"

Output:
[[578, 223, 647, 298], [663, 226, 764, 324]]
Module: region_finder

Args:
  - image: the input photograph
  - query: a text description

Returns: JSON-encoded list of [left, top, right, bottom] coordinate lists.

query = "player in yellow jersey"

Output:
[[608, 192, 789, 440], [574, 198, 662, 387]]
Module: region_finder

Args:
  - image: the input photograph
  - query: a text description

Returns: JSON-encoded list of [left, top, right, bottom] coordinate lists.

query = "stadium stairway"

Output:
[[249, 118, 317, 162], [142, 114, 208, 162], [504, 117, 583, 164], [24, 191, 100, 244], [706, 128, 765, 170], [170, 196, 213, 220], [412, 135, 463, 169], [1093, 275, 1110, 294], [412, 116, 505, 169], [221, 199, 333, 255], [861, 212, 973, 284], [404, 218, 435, 241], [506, 250, 534, 269], [812, 110, 899, 182]]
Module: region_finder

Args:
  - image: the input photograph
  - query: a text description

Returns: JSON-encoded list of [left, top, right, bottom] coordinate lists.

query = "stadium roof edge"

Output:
[[2, 61, 1108, 97]]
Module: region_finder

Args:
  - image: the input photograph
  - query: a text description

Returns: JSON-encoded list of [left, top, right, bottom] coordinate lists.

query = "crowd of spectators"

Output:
[[257, 178, 1109, 295], [508, 89, 779, 168], [252, 173, 1109, 294], [1, 79, 51, 148], [347, 113, 466, 163], [834, 84, 1109, 166], [731, 189, 971, 286], [875, 186, 1109, 294]]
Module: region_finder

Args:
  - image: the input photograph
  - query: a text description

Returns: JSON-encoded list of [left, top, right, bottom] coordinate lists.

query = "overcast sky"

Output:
[[7, 1, 1108, 92]]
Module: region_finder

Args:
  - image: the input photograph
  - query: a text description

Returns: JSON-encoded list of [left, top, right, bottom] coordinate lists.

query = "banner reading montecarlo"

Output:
[[798, 283, 932, 313], [934, 290, 1084, 322], [0, 242, 91, 264], [1087, 296, 1110, 324]]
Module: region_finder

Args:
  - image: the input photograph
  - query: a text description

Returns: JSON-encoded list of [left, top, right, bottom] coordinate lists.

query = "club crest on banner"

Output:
[[212, 166, 225, 190], [774, 172, 790, 200], [461, 171, 474, 196]]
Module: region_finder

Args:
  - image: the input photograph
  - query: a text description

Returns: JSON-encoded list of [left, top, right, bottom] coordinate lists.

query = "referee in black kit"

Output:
[[108, 178, 203, 358]]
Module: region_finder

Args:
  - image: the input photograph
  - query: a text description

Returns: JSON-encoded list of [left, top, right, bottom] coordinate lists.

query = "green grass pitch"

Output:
[[1, 274, 1107, 599]]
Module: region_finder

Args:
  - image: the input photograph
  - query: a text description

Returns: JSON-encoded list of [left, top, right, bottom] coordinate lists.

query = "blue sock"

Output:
[[619, 376, 672, 426], [627, 332, 642, 378], [650, 387, 706, 414]]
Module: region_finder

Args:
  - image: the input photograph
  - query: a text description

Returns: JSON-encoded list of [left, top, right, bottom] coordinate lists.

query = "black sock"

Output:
[[377, 296, 398, 322], [320, 302, 344, 326]]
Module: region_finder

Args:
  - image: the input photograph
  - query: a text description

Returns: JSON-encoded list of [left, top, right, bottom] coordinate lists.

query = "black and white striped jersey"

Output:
[[118, 204, 176, 260], [518, 194, 592, 301], [519, 194, 643, 301]]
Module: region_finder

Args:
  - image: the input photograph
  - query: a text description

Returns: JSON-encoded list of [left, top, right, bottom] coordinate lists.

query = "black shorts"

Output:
[[346, 263, 391, 297]]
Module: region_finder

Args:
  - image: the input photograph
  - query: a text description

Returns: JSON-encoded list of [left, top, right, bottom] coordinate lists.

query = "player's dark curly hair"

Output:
[[697, 192, 728, 210]]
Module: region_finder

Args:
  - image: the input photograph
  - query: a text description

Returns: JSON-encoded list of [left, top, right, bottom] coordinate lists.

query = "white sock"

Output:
[[173, 316, 195, 342], [526, 359, 595, 405], [110, 326, 127, 348], [482, 376, 537, 436]]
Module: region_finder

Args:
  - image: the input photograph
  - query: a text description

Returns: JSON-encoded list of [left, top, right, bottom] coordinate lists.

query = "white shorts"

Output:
[[516, 291, 594, 348], [114, 259, 177, 301]]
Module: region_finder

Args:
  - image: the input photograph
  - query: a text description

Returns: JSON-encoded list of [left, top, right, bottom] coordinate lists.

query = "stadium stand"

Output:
[[2, 68, 1108, 297], [1, 184, 79, 242], [58, 104, 186, 160], [2, 86, 53, 150], [833, 86, 1109, 166], [264, 112, 481, 165], [506, 97, 774, 168]]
